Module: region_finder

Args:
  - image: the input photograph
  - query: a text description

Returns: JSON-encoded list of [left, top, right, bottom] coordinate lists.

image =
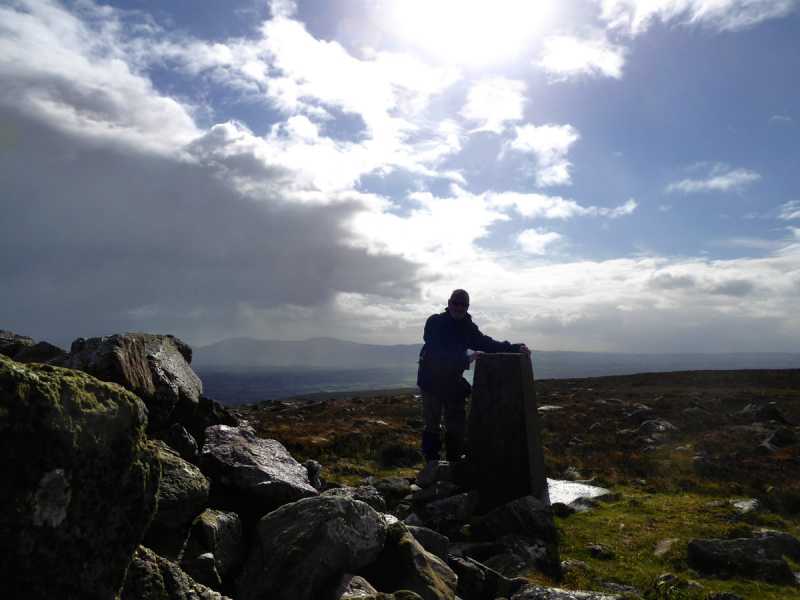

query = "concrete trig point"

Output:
[[466, 353, 549, 511]]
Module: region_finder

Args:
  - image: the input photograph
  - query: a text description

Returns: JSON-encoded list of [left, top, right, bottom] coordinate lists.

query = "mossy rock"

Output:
[[0, 355, 160, 599]]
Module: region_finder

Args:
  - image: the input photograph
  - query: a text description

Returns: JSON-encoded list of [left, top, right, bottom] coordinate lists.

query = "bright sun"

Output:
[[386, 0, 555, 67]]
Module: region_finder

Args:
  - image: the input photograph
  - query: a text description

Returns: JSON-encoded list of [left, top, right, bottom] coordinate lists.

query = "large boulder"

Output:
[[144, 441, 210, 560], [359, 522, 458, 600], [687, 531, 800, 584], [61, 333, 202, 431], [447, 555, 526, 600], [0, 329, 34, 357], [0, 356, 160, 599], [121, 545, 232, 600], [237, 496, 387, 600], [201, 425, 318, 522]]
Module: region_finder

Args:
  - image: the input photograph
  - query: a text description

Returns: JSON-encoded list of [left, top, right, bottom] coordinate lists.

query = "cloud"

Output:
[[460, 78, 526, 133], [506, 124, 580, 187], [666, 164, 761, 193], [769, 114, 794, 126], [269, 0, 297, 19], [779, 200, 800, 220], [601, 0, 799, 35], [537, 34, 626, 80], [517, 229, 564, 254], [488, 193, 637, 219]]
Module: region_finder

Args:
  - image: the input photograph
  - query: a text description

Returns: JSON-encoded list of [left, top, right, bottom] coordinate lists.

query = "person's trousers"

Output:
[[421, 391, 466, 462]]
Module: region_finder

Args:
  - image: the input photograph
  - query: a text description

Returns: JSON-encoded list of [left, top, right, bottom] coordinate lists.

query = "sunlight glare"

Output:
[[386, 0, 555, 67]]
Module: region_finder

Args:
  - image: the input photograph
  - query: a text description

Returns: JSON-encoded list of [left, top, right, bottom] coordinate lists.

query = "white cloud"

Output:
[[460, 78, 526, 133], [778, 200, 800, 220], [666, 164, 761, 193], [769, 114, 794, 125], [488, 192, 637, 219], [269, 0, 298, 19], [601, 0, 798, 35], [506, 124, 580, 187], [537, 34, 626, 80], [517, 229, 563, 254]]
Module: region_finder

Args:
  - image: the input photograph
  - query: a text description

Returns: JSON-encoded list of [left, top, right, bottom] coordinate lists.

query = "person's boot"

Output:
[[421, 430, 442, 462]]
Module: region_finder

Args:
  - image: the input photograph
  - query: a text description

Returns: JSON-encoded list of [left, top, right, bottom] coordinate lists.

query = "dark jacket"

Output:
[[416, 309, 518, 396]]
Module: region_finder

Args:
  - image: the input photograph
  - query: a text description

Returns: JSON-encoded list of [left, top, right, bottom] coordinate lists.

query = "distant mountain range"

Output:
[[194, 336, 800, 379]]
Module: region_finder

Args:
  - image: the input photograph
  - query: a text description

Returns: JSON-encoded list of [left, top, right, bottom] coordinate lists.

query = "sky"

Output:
[[1, 0, 799, 353]]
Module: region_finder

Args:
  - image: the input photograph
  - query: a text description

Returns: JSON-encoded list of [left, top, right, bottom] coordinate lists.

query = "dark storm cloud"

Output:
[[0, 107, 421, 346]]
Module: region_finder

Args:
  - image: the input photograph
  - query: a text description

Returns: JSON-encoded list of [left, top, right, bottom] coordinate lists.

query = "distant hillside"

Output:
[[194, 336, 800, 378]]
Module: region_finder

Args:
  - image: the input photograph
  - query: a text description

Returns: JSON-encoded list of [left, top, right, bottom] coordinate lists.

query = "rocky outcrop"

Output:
[[237, 496, 387, 600], [0, 355, 160, 599], [61, 333, 203, 431], [511, 586, 621, 599], [687, 531, 800, 583], [201, 425, 318, 522], [121, 545, 232, 600], [359, 522, 458, 600], [0, 329, 34, 356]]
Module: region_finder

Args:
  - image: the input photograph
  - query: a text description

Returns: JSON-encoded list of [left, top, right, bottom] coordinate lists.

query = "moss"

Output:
[[0, 354, 160, 599]]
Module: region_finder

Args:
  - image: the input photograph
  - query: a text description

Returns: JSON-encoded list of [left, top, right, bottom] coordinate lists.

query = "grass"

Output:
[[523, 486, 800, 599]]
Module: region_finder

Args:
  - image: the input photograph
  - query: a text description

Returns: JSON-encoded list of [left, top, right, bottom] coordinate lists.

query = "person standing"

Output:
[[416, 289, 530, 462]]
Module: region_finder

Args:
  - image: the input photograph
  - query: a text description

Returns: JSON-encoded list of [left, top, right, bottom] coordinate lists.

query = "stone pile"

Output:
[[1, 331, 628, 600]]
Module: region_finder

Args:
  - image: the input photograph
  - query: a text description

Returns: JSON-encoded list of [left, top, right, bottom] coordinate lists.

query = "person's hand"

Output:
[[468, 351, 484, 363], [517, 343, 531, 356]]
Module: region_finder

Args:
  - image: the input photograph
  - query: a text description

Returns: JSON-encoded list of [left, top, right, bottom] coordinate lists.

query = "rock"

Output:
[[0, 356, 160, 599], [238, 496, 387, 600], [144, 440, 210, 559], [471, 496, 557, 543], [764, 427, 797, 449], [482, 535, 553, 578], [150, 441, 210, 528], [447, 555, 527, 600], [62, 333, 202, 431], [121, 545, 231, 599], [563, 466, 583, 481], [180, 552, 222, 590], [408, 526, 450, 562], [587, 543, 615, 560], [637, 419, 677, 435], [706, 593, 744, 600], [14, 340, 69, 364], [551, 502, 576, 518], [653, 538, 679, 557], [182, 395, 239, 447], [412, 481, 461, 504], [157, 423, 199, 462], [730, 498, 759, 516], [305, 459, 324, 490], [416, 461, 454, 488], [323, 485, 388, 512], [687, 531, 800, 583], [467, 354, 549, 511], [423, 491, 480, 525], [181, 509, 244, 580], [369, 476, 413, 502], [739, 402, 790, 424], [359, 522, 457, 600], [333, 574, 379, 599], [0, 329, 34, 357], [201, 424, 317, 522], [511, 585, 621, 599]]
